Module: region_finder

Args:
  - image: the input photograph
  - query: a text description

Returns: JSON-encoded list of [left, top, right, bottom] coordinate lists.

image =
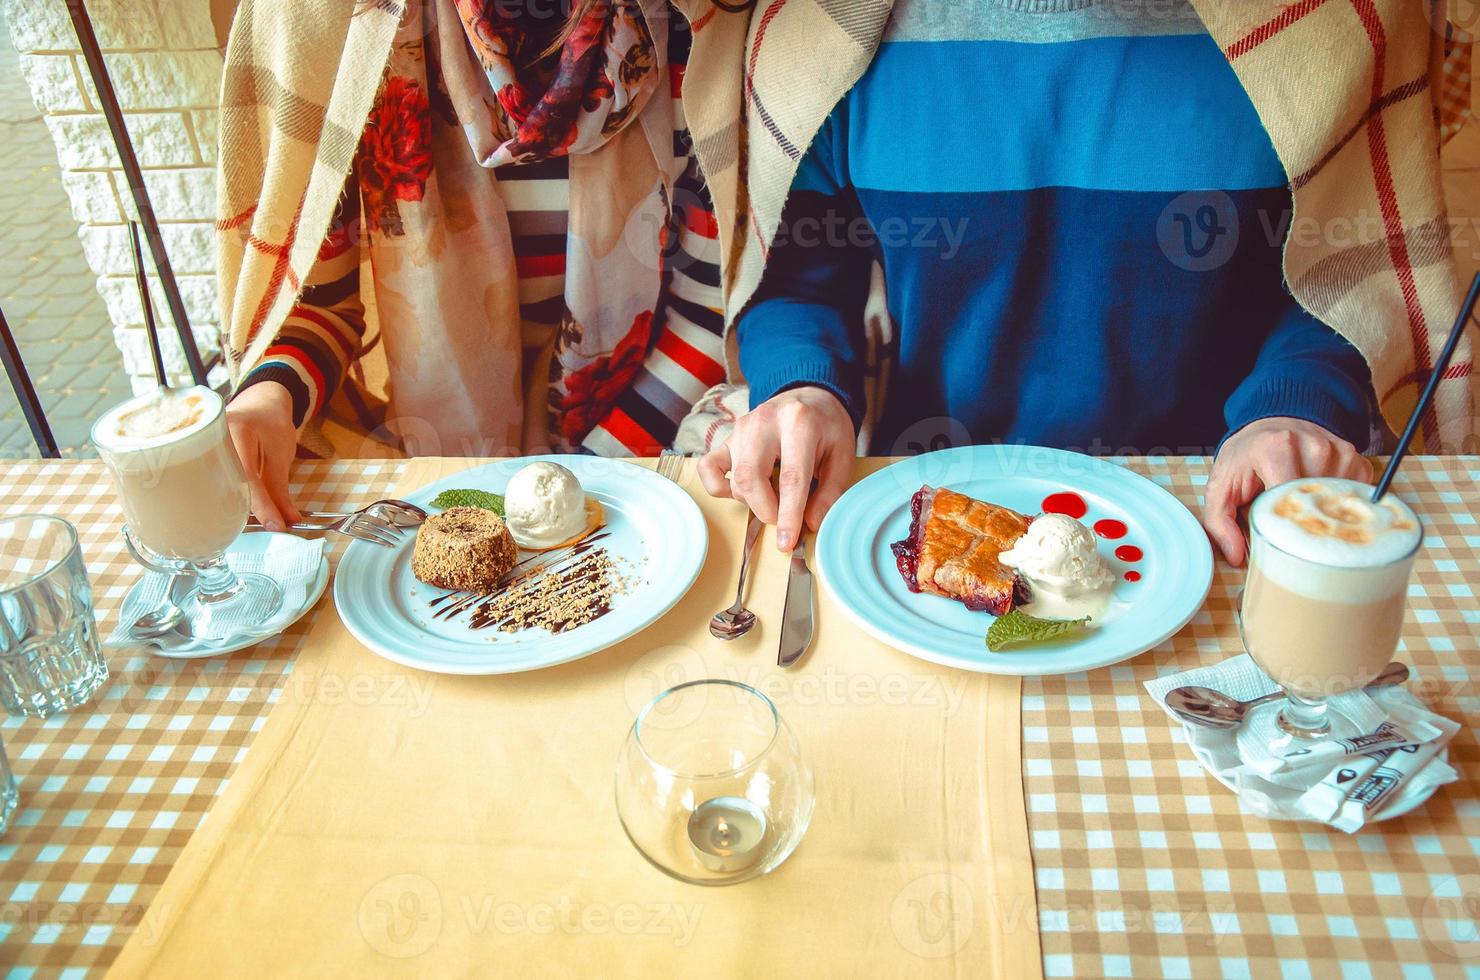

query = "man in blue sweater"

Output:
[[696, 0, 1375, 565]]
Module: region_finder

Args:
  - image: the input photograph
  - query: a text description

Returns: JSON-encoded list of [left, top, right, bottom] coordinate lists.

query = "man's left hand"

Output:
[[1203, 416, 1372, 566]]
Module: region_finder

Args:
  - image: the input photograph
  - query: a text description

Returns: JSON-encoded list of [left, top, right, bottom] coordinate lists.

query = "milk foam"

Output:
[[1250, 478, 1421, 603], [92, 386, 219, 453]]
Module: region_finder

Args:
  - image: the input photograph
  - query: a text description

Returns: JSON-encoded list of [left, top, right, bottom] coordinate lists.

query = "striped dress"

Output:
[[236, 11, 725, 458]]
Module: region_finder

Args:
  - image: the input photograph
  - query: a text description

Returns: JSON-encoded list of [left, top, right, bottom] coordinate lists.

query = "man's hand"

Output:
[[1203, 416, 1371, 566], [698, 386, 856, 551], [225, 382, 302, 531]]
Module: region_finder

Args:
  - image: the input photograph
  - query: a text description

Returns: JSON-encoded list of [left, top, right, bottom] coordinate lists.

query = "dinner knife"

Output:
[[777, 539, 815, 668]]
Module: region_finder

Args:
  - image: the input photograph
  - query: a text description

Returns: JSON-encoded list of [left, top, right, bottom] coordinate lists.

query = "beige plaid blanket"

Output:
[[675, 0, 1478, 453], [219, 0, 1476, 452], [217, 0, 406, 376]]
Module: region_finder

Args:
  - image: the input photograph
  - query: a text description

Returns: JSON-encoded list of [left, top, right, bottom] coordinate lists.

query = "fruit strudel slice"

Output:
[[890, 486, 1032, 615]]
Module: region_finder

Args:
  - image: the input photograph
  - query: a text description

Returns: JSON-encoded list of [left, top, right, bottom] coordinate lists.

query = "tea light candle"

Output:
[[687, 797, 769, 873]]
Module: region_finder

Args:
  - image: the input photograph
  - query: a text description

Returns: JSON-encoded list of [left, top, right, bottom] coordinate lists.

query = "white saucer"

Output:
[[118, 533, 330, 660]]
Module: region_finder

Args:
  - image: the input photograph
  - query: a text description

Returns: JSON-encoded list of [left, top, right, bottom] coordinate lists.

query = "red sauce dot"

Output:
[[1114, 545, 1143, 562], [1093, 519, 1127, 540], [1042, 492, 1088, 520], [1124, 571, 1142, 582]]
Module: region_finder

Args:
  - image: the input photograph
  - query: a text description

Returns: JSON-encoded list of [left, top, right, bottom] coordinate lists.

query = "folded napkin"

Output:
[[107, 534, 324, 649], [1145, 654, 1460, 832]]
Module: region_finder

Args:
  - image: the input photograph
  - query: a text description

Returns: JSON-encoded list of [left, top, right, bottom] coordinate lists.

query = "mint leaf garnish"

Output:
[[429, 489, 505, 516], [986, 610, 1090, 652]]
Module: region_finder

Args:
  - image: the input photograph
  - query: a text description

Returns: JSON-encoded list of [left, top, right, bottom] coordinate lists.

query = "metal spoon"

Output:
[[131, 570, 188, 640], [1166, 661, 1410, 730], [710, 512, 763, 640]]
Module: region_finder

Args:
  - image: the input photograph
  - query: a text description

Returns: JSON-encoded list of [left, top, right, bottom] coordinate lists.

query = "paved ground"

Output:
[[0, 7, 130, 459]]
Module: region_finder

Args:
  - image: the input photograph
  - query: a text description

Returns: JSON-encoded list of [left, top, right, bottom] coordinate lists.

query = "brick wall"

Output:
[[2, 0, 225, 393]]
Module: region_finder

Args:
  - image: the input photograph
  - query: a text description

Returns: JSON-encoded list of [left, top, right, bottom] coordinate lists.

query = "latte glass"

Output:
[[1239, 479, 1421, 741], [92, 386, 281, 642]]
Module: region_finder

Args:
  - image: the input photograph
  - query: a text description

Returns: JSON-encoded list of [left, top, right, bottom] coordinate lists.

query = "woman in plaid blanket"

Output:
[[687, 0, 1475, 567], [220, 0, 726, 530]]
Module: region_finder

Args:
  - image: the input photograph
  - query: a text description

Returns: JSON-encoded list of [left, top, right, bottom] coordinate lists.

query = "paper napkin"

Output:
[[1145, 654, 1460, 832], [107, 534, 324, 649]]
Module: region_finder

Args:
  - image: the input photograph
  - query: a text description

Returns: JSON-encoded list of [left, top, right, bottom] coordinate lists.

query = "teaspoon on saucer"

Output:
[[1166, 661, 1410, 730], [130, 570, 191, 641]]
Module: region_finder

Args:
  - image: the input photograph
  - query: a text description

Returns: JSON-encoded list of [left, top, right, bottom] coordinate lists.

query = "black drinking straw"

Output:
[[128, 221, 168, 390], [1372, 271, 1480, 502]]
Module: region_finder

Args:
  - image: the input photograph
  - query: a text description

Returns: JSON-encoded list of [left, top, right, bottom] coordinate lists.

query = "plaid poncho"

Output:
[[672, 0, 1477, 452], [219, 0, 1477, 452]]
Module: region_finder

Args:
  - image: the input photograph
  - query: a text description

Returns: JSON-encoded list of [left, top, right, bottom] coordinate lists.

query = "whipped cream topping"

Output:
[[1250, 478, 1421, 602], [92, 386, 218, 453], [1252, 479, 1420, 567]]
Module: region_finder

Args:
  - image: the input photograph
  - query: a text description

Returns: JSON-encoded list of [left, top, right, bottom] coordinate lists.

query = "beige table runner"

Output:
[[108, 458, 1040, 978]]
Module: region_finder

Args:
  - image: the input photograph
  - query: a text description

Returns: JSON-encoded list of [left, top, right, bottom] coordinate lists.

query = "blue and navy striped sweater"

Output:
[[737, 0, 1374, 455]]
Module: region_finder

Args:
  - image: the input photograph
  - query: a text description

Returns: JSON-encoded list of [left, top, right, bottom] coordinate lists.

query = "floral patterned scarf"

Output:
[[448, 0, 660, 166], [350, 0, 679, 455]]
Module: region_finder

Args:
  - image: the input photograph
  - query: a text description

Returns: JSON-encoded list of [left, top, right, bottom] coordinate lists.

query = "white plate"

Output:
[[815, 445, 1214, 675], [334, 456, 707, 675], [130, 533, 330, 660]]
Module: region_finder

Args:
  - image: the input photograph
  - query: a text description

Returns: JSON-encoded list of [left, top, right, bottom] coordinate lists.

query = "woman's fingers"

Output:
[[235, 431, 286, 531], [225, 382, 301, 530], [261, 439, 302, 525]]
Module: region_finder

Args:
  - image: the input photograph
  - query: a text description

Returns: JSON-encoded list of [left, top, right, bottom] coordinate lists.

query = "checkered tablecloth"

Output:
[[0, 460, 405, 976], [1023, 457, 1480, 979], [0, 457, 1476, 977]]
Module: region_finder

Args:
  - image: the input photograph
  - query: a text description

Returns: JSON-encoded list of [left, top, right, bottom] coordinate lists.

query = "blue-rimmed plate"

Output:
[[815, 446, 1213, 675], [334, 456, 707, 675]]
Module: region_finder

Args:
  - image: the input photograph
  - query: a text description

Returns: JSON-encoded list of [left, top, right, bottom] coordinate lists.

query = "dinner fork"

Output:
[[323, 512, 406, 548], [249, 500, 427, 530], [250, 497, 423, 532], [656, 449, 685, 483], [247, 510, 405, 548]]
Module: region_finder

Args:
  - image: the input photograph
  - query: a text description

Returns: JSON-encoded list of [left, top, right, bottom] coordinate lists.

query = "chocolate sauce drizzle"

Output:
[[428, 528, 618, 634]]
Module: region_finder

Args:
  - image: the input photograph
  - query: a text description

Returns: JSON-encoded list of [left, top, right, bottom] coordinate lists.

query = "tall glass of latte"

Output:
[[1240, 478, 1421, 740], [91, 386, 281, 639]]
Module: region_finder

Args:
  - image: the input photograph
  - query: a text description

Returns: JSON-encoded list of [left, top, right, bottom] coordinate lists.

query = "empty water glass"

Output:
[[0, 735, 16, 836], [0, 515, 107, 717]]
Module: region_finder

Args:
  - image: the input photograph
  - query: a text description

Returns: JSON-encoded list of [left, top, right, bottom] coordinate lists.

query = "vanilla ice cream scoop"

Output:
[[503, 462, 589, 550], [999, 513, 1115, 620]]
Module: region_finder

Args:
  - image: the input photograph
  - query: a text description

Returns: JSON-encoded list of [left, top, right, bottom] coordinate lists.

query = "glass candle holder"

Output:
[[615, 679, 814, 886]]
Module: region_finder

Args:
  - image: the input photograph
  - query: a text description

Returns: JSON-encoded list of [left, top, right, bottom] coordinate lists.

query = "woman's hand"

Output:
[[698, 386, 856, 551], [1203, 416, 1371, 566], [225, 382, 302, 531]]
